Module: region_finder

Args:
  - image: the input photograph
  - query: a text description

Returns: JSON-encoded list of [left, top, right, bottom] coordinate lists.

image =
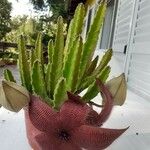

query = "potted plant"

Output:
[[0, 1, 128, 150]]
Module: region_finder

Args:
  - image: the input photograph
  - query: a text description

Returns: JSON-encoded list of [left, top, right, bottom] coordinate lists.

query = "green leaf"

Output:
[[48, 39, 54, 64], [79, 2, 107, 82], [18, 35, 32, 92], [31, 60, 47, 100], [50, 16, 64, 96], [93, 49, 113, 75], [82, 66, 111, 102], [63, 37, 83, 92], [63, 4, 85, 64], [3, 69, 16, 83], [106, 73, 127, 106], [53, 77, 67, 109]]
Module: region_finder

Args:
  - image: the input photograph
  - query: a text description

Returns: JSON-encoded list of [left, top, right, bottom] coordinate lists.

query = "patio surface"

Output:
[[0, 65, 150, 150]]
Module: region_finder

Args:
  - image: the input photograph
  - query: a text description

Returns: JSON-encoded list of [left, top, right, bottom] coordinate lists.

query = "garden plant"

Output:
[[0, 1, 128, 150]]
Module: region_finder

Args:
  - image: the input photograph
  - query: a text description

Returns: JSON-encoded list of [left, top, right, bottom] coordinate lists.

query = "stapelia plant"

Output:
[[0, 1, 128, 150]]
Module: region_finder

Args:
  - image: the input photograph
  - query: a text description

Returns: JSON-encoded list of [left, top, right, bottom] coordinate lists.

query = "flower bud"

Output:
[[0, 80, 30, 112], [106, 73, 127, 106]]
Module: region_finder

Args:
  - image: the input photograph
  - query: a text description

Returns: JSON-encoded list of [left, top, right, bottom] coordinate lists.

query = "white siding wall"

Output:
[[112, 0, 150, 99], [125, 0, 150, 99], [112, 0, 135, 53], [111, 0, 136, 78]]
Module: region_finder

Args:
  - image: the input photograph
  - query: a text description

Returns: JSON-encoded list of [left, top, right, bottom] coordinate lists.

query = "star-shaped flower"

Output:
[[26, 80, 128, 150]]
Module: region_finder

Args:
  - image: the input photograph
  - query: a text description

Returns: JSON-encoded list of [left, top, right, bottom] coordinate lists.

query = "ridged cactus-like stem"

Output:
[[63, 37, 83, 92], [82, 66, 111, 102], [18, 35, 32, 92], [79, 2, 107, 83], [63, 4, 85, 65], [34, 33, 43, 64], [85, 55, 99, 77], [48, 40, 54, 64], [93, 49, 113, 76], [3, 69, 16, 83], [53, 77, 67, 109], [49, 17, 64, 97], [2, 2, 114, 108], [31, 60, 48, 101]]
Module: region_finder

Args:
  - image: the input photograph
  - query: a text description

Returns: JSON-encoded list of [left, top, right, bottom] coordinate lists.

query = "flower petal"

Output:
[[58, 142, 82, 150], [35, 133, 59, 150], [35, 132, 82, 150], [60, 97, 93, 129], [67, 92, 84, 105], [73, 125, 128, 150], [60, 101, 87, 129], [96, 79, 113, 126], [28, 95, 58, 132]]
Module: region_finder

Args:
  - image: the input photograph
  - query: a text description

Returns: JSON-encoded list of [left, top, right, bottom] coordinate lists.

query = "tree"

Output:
[[29, 0, 87, 22], [0, 0, 12, 40]]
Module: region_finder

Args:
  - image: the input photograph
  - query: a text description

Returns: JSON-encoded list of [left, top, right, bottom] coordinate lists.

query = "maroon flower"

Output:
[[28, 80, 128, 150]]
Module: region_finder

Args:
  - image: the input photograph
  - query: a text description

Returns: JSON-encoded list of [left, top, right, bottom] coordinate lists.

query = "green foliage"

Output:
[[63, 37, 82, 92], [79, 2, 107, 82], [30, 0, 69, 22], [31, 60, 48, 101], [63, 3, 85, 64], [47, 40, 54, 63], [4, 17, 39, 45], [85, 55, 99, 77], [77, 49, 112, 93], [49, 16, 64, 97], [4, 69, 16, 83], [0, 0, 12, 40], [53, 77, 67, 109], [82, 66, 111, 102], [18, 36, 32, 92], [3, 2, 112, 109], [0, 51, 18, 65], [93, 49, 113, 75], [34, 33, 43, 63], [30, 0, 96, 22]]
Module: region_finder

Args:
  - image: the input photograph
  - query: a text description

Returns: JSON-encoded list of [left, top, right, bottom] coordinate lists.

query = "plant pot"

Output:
[[25, 110, 43, 150], [24, 94, 128, 150]]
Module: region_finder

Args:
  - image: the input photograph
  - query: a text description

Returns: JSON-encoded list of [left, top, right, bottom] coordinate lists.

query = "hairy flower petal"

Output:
[[29, 95, 58, 132], [73, 125, 128, 150], [67, 92, 83, 105], [35, 132, 82, 150], [58, 141, 82, 150], [96, 79, 113, 126], [60, 99, 91, 129], [35, 133, 59, 150]]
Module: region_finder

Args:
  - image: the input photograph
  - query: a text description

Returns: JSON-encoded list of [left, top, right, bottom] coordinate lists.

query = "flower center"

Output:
[[58, 129, 70, 141]]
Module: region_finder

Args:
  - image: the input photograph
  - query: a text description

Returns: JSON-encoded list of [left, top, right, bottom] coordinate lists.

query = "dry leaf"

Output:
[[106, 73, 127, 106], [0, 80, 30, 112]]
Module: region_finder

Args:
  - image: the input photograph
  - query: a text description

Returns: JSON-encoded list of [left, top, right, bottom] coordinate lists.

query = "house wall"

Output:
[[124, 0, 150, 99], [92, 0, 150, 100], [111, 0, 150, 99]]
